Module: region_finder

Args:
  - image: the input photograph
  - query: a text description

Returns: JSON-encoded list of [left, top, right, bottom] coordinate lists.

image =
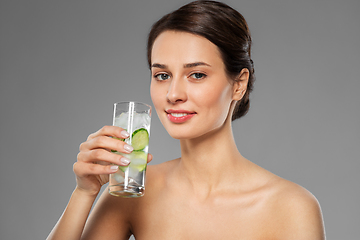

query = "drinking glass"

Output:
[[109, 101, 151, 197]]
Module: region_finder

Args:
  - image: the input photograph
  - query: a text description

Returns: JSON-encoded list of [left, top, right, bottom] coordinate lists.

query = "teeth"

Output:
[[170, 113, 189, 117]]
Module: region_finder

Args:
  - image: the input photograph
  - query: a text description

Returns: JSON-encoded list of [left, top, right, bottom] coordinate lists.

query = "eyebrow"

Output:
[[183, 62, 211, 68], [151, 63, 167, 69], [151, 62, 211, 69]]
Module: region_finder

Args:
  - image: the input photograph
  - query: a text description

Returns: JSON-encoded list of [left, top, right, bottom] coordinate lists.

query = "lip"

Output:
[[165, 109, 196, 123]]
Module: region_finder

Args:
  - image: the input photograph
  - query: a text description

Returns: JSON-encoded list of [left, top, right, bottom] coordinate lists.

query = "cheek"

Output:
[[191, 83, 232, 108], [195, 83, 233, 128]]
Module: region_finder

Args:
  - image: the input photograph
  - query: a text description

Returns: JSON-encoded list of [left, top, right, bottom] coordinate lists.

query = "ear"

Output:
[[232, 68, 249, 101]]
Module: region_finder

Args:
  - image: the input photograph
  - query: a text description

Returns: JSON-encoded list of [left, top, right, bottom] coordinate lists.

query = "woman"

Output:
[[47, 1, 325, 239]]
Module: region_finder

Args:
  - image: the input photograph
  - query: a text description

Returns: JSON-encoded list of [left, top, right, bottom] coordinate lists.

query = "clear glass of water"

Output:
[[109, 101, 151, 197]]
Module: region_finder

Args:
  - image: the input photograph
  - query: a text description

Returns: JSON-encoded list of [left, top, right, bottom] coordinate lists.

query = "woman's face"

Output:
[[150, 31, 241, 139]]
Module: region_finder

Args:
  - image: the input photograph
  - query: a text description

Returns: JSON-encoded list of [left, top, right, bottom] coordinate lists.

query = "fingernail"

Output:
[[120, 157, 130, 165], [110, 165, 119, 172], [124, 144, 133, 153], [120, 130, 130, 138]]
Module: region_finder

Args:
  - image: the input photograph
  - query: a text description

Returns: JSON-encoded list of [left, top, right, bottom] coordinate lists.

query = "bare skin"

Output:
[[83, 162, 324, 239], [47, 31, 325, 240]]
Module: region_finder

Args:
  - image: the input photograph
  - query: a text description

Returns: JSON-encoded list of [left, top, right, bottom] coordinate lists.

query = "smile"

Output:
[[165, 109, 196, 123], [170, 113, 189, 117]]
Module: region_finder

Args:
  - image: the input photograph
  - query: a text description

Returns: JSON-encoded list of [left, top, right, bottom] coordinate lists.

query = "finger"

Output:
[[73, 161, 119, 177], [80, 136, 134, 154], [77, 149, 131, 166], [147, 153, 153, 163], [87, 125, 130, 141]]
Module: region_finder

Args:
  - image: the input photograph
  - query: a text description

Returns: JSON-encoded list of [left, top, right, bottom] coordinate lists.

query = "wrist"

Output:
[[73, 186, 100, 200]]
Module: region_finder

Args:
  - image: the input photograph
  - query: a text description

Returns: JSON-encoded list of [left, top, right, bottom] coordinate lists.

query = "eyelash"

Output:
[[153, 72, 207, 81], [154, 73, 170, 81], [189, 72, 206, 80]]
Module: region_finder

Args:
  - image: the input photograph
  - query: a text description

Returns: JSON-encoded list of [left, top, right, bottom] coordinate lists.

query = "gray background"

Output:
[[0, 0, 359, 239]]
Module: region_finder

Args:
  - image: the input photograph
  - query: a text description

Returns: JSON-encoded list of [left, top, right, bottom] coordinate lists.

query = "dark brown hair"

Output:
[[147, 0, 255, 120]]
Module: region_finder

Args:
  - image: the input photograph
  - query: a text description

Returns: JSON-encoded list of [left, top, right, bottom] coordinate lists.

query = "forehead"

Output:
[[151, 31, 224, 68]]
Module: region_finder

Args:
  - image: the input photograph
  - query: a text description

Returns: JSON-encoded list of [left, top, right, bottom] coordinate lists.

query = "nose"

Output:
[[166, 76, 187, 104]]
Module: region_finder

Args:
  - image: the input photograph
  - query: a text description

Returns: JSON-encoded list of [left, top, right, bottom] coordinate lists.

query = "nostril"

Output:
[[166, 96, 185, 103], [166, 79, 187, 103]]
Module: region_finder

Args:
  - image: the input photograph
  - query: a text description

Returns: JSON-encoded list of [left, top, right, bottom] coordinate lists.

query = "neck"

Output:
[[177, 120, 247, 197]]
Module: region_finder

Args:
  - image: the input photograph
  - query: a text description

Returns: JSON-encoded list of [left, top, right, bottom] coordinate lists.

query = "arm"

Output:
[[80, 187, 134, 240], [46, 188, 98, 240], [47, 126, 153, 240], [47, 187, 134, 240]]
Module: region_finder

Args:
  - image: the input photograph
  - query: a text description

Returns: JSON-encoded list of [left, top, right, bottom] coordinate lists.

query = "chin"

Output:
[[165, 124, 220, 140], [159, 114, 226, 140], [166, 129, 196, 140]]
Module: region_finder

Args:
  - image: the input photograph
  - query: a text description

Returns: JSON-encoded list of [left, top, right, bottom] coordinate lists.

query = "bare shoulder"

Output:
[[146, 158, 180, 182], [148, 158, 180, 172], [264, 175, 326, 239], [269, 176, 319, 206]]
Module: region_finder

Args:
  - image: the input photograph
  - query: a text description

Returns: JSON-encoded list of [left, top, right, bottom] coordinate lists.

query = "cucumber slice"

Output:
[[119, 165, 128, 172], [130, 151, 147, 172], [117, 151, 147, 172], [130, 158, 147, 172], [131, 150, 147, 160], [131, 128, 149, 151]]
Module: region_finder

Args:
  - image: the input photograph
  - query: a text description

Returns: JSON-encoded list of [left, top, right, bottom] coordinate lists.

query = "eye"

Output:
[[154, 73, 170, 81], [190, 72, 206, 80]]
